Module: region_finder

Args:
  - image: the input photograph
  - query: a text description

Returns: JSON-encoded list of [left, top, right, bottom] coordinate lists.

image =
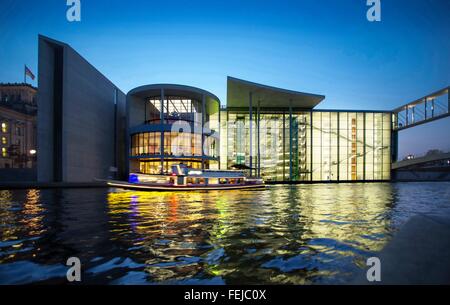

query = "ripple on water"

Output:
[[0, 183, 449, 284]]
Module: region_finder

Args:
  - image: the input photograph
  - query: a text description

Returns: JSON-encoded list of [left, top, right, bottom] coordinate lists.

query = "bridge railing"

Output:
[[392, 86, 449, 131]]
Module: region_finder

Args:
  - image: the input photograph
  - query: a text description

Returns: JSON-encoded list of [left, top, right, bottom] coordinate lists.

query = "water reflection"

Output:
[[105, 184, 394, 284], [0, 190, 44, 263], [1, 182, 449, 284]]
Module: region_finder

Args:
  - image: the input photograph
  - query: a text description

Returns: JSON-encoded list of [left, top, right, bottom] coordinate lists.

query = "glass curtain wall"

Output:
[[290, 113, 311, 181], [220, 110, 228, 170], [258, 113, 287, 181], [311, 112, 339, 181], [147, 97, 203, 126], [223, 110, 391, 182], [131, 132, 218, 158]]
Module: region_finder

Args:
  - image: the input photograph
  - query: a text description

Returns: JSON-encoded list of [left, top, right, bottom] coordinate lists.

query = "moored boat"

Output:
[[106, 164, 265, 191]]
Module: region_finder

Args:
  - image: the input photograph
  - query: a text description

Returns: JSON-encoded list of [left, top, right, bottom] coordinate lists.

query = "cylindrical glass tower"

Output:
[[127, 84, 220, 175]]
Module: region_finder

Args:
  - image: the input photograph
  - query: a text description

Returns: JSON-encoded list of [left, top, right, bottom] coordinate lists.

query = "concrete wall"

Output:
[[115, 91, 127, 180], [38, 35, 126, 182], [127, 95, 146, 127], [393, 170, 450, 181], [125, 95, 146, 176], [37, 36, 57, 182]]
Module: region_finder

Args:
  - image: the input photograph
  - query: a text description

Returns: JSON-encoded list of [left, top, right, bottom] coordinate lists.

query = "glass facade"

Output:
[[128, 89, 221, 174], [222, 110, 391, 182], [131, 132, 218, 158], [129, 85, 393, 181], [147, 96, 204, 126]]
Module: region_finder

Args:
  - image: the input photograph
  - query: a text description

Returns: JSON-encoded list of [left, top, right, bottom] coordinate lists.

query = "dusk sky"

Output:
[[0, 0, 449, 158]]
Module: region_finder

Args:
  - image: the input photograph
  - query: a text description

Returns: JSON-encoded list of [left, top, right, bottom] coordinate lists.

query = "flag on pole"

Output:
[[24, 65, 35, 82]]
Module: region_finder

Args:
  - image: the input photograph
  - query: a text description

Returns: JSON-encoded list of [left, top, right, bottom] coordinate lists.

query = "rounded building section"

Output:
[[127, 84, 220, 175]]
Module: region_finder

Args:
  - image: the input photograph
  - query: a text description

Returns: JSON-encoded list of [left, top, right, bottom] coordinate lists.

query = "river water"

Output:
[[1, 182, 449, 284]]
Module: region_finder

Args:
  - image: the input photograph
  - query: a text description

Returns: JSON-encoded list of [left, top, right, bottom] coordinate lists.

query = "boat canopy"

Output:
[[171, 164, 246, 179]]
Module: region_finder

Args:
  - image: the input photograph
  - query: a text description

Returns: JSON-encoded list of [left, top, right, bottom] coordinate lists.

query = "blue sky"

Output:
[[0, 0, 449, 157]]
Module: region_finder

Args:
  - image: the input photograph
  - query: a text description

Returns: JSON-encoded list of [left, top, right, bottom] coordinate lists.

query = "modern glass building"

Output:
[[221, 77, 392, 182], [127, 84, 220, 175], [34, 36, 447, 184], [126, 79, 392, 182]]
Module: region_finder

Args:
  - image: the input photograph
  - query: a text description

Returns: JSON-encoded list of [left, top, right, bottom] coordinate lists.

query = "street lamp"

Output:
[[30, 149, 37, 155]]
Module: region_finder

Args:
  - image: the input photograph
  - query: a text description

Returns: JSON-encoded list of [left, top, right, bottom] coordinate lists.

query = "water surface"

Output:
[[1, 182, 449, 284]]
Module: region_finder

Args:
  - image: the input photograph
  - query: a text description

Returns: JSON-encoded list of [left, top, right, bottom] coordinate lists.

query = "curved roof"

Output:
[[128, 84, 220, 104], [227, 76, 325, 109]]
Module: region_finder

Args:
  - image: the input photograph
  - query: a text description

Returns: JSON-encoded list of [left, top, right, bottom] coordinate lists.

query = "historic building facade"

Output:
[[0, 83, 37, 169]]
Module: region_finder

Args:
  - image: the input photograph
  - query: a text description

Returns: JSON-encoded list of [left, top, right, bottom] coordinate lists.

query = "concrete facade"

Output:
[[37, 35, 126, 183]]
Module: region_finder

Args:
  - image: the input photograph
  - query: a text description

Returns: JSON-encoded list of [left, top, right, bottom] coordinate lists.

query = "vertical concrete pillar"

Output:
[[202, 94, 206, 170], [310, 111, 313, 182], [337, 111, 340, 181], [289, 101, 293, 181], [363, 113, 366, 181], [160, 88, 165, 174], [257, 100, 261, 178], [218, 105, 221, 170], [282, 112, 285, 180], [249, 92, 253, 177]]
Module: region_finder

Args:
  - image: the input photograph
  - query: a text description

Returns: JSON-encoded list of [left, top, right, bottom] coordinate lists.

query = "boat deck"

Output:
[[105, 180, 266, 191]]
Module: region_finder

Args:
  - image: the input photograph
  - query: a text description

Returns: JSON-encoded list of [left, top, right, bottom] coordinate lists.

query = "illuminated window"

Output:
[[1, 122, 7, 133], [1, 137, 6, 145], [2, 147, 7, 158], [130, 132, 218, 158], [224, 109, 391, 182]]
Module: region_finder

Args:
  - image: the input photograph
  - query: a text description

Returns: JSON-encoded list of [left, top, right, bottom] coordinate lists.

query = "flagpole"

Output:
[[24, 65, 26, 84]]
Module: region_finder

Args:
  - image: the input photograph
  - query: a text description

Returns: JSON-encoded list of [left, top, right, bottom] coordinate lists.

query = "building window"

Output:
[[2, 147, 7, 158], [1, 122, 8, 133], [130, 132, 217, 158], [224, 110, 391, 182], [138, 160, 203, 175], [1, 137, 6, 145]]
